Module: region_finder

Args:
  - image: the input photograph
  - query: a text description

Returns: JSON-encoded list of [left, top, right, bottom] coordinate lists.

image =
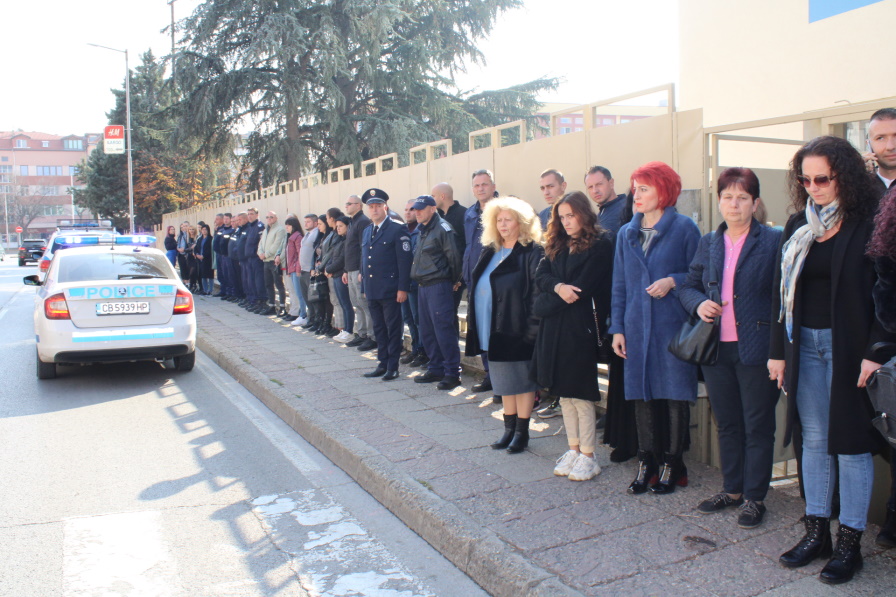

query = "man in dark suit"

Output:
[[360, 188, 413, 381], [866, 108, 896, 200]]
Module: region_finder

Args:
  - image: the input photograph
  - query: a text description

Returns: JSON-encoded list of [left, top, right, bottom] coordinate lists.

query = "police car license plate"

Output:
[[95, 301, 150, 315]]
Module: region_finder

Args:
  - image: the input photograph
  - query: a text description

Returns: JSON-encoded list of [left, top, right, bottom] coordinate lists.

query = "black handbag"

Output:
[[593, 299, 614, 364], [867, 355, 896, 449], [307, 275, 329, 303], [668, 241, 720, 366]]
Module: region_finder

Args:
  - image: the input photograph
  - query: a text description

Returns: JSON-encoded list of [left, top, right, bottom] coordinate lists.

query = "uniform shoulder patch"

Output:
[[440, 221, 453, 232], [402, 241, 411, 251]]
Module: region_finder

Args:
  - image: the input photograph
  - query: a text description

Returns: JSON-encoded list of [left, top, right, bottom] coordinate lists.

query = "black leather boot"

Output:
[[628, 451, 658, 495], [820, 524, 863, 584], [506, 417, 530, 453], [876, 505, 896, 548], [779, 515, 832, 568], [650, 452, 688, 494], [491, 414, 517, 450]]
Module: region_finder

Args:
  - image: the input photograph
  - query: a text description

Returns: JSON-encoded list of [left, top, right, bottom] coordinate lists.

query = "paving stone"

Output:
[[428, 469, 513, 501], [402, 452, 478, 481]]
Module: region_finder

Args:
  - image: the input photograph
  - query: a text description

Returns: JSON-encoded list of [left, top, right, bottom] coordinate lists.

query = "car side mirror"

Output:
[[23, 275, 42, 286]]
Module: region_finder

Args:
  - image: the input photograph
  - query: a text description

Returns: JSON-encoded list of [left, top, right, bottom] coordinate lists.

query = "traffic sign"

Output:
[[104, 125, 125, 154], [15, 226, 23, 233]]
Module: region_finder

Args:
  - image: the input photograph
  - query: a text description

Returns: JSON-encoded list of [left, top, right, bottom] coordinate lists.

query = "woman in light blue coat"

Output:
[[610, 161, 700, 495]]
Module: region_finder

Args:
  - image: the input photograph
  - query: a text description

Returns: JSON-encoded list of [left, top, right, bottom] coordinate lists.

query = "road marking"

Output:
[[63, 510, 179, 597]]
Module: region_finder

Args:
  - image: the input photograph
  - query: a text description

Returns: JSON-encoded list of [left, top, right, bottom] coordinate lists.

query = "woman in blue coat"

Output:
[[609, 161, 700, 494]]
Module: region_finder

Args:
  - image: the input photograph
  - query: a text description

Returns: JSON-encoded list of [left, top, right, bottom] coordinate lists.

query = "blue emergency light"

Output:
[[57, 235, 156, 248]]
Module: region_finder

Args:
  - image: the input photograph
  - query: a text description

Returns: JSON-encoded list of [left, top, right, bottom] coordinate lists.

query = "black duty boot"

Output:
[[506, 417, 530, 453], [820, 524, 863, 584], [779, 515, 832, 568], [491, 414, 517, 450], [628, 451, 658, 495], [650, 452, 688, 494], [876, 505, 896, 548]]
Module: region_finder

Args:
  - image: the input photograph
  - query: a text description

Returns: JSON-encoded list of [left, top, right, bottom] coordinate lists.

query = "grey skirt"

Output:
[[489, 359, 537, 395]]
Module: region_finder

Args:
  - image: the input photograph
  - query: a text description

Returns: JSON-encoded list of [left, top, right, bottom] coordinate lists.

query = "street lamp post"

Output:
[[88, 43, 135, 234]]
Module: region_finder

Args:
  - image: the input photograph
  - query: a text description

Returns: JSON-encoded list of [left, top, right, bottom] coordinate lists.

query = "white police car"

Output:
[[24, 235, 197, 379]]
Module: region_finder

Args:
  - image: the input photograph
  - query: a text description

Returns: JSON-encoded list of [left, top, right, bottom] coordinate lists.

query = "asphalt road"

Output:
[[0, 259, 487, 597]]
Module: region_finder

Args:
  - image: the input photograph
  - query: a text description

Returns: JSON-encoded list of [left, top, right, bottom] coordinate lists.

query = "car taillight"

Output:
[[19, 247, 25, 251], [39, 259, 50, 272], [173, 289, 193, 315], [44, 293, 71, 320]]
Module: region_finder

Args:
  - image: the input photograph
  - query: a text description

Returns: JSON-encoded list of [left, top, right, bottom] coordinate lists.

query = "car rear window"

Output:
[[57, 252, 174, 283]]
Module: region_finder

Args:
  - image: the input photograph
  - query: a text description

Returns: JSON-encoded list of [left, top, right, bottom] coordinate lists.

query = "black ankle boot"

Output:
[[876, 505, 896, 548], [628, 451, 658, 495], [779, 515, 832, 568], [491, 414, 517, 450], [819, 525, 864, 584], [506, 417, 530, 453], [650, 452, 688, 494]]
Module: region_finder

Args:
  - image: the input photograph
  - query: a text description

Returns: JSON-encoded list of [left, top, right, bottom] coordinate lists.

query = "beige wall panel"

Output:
[[674, 108, 705, 192], [588, 114, 675, 189], [492, 132, 587, 208], [680, 0, 896, 127]]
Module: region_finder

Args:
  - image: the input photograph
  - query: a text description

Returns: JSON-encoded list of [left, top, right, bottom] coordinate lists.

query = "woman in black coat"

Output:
[[164, 225, 178, 266], [769, 136, 895, 584], [195, 224, 214, 294], [531, 192, 613, 481], [466, 196, 544, 454]]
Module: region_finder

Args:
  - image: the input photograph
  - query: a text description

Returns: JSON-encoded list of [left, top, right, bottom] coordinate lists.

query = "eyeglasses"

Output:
[[796, 174, 836, 188], [265, 215, 274, 219], [345, 202, 358, 207]]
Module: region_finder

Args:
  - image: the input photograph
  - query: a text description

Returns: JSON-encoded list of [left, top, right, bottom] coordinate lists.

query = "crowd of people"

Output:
[[166, 108, 896, 586]]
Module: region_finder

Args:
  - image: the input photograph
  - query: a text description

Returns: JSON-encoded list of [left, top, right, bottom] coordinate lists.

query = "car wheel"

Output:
[[19, 259, 25, 267], [36, 351, 56, 379], [174, 351, 195, 372]]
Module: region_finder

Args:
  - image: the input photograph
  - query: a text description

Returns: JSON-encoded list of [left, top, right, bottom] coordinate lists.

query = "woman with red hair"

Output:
[[609, 161, 701, 494]]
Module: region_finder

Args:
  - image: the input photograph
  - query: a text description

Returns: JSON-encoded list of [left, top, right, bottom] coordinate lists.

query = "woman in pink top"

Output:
[[679, 167, 782, 529]]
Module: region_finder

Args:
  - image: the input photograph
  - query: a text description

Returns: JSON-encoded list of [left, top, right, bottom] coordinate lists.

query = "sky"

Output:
[[1, 0, 679, 136]]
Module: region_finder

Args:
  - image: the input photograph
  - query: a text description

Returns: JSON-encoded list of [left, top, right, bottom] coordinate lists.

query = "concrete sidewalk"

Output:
[[194, 295, 896, 596]]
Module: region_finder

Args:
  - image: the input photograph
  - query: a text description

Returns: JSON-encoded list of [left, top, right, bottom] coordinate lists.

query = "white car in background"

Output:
[[24, 235, 197, 379]]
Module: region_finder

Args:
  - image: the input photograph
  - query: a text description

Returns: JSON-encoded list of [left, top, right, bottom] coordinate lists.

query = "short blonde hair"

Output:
[[480, 196, 543, 250]]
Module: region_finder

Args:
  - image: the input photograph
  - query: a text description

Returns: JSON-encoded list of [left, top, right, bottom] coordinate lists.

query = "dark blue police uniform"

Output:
[[361, 189, 412, 376], [213, 224, 233, 297], [231, 223, 250, 302], [244, 216, 266, 305]]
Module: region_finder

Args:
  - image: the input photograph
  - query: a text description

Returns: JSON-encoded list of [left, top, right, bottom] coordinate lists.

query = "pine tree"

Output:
[[173, 0, 556, 188]]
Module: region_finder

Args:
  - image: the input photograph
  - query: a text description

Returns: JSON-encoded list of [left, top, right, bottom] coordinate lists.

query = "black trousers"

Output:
[[368, 296, 403, 371], [263, 261, 286, 305], [701, 341, 780, 501]]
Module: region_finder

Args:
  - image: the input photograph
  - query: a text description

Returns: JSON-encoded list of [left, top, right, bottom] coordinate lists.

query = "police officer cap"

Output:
[[362, 188, 389, 204], [411, 195, 436, 210]]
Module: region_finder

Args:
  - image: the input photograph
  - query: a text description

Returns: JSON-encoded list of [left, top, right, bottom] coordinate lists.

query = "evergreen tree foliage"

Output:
[[173, 0, 556, 188]]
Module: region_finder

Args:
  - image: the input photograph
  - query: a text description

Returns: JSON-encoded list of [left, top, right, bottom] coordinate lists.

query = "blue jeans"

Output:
[[333, 275, 354, 334], [289, 272, 307, 318], [202, 278, 214, 294], [796, 327, 874, 530]]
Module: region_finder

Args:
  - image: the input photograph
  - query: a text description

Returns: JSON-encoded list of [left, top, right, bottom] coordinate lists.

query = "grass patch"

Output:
[[270, 378, 283, 386], [417, 479, 433, 491], [295, 394, 302, 399], [241, 357, 251, 364]]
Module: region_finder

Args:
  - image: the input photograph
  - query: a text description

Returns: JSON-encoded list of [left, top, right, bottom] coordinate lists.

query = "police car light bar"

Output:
[[57, 235, 156, 248]]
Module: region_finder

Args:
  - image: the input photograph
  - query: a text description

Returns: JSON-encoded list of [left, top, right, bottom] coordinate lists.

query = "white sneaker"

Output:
[[291, 317, 307, 326], [553, 450, 579, 477], [335, 331, 352, 343], [568, 453, 601, 481]]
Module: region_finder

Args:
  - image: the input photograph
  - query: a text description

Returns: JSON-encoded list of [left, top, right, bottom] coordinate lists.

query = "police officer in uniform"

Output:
[[409, 195, 463, 390], [360, 188, 412, 381], [213, 213, 233, 298], [231, 213, 250, 307], [244, 208, 267, 312]]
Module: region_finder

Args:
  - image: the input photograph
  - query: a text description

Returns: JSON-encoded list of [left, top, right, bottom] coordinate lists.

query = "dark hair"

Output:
[[284, 216, 301, 232], [326, 207, 344, 221], [717, 167, 760, 199], [788, 135, 875, 220], [630, 161, 682, 208], [870, 108, 896, 123], [540, 168, 565, 183], [304, 213, 317, 220], [317, 214, 332, 234], [544, 191, 603, 259], [223, 212, 232, 218], [200, 224, 211, 235], [869, 186, 896, 258], [335, 215, 352, 229], [585, 165, 612, 181]]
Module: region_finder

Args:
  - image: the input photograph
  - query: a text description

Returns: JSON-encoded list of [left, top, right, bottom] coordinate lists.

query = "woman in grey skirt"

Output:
[[466, 197, 544, 453]]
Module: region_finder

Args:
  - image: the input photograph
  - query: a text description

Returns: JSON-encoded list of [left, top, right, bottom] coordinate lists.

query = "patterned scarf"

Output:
[[778, 198, 841, 341]]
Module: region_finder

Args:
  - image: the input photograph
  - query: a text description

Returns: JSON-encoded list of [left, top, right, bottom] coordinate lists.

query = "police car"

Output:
[[39, 220, 118, 277], [23, 235, 197, 379]]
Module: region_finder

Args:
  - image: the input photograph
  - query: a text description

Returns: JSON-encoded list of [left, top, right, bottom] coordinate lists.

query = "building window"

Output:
[[0, 166, 11, 173], [64, 139, 84, 150], [42, 205, 67, 216], [559, 127, 572, 134], [559, 117, 571, 124], [40, 186, 59, 196], [0, 174, 9, 183], [68, 165, 79, 176], [0, 185, 11, 193], [19, 165, 28, 176], [42, 141, 50, 148], [36, 166, 63, 176], [15, 139, 27, 148]]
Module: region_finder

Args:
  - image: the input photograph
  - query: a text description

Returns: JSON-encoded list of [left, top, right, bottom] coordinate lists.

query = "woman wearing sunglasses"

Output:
[[769, 136, 894, 584]]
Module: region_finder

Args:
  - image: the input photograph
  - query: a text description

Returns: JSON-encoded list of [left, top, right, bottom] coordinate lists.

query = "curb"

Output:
[[197, 331, 585, 597]]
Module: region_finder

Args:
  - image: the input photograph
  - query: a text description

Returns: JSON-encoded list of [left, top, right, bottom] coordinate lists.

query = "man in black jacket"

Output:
[[410, 195, 463, 390], [342, 194, 376, 350]]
